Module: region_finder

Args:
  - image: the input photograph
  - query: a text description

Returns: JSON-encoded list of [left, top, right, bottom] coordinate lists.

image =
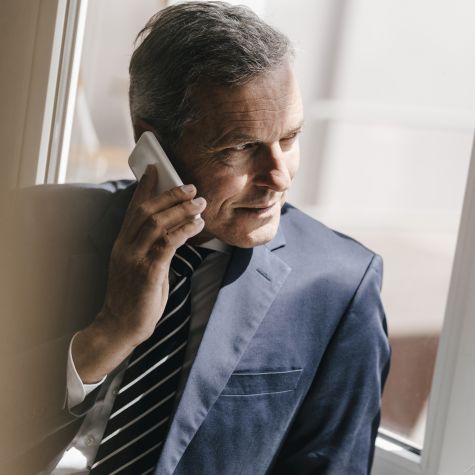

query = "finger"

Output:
[[134, 197, 206, 253], [128, 164, 158, 210], [148, 217, 206, 263], [122, 184, 198, 243], [121, 165, 158, 233]]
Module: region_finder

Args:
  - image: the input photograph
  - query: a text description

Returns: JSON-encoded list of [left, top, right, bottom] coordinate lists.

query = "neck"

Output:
[[188, 229, 215, 246]]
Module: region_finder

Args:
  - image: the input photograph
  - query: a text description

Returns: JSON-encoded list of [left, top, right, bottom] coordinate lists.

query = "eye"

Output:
[[220, 142, 258, 159], [280, 131, 300, 150], [231, 142, 256, 152], [282, 132, 299, 142]]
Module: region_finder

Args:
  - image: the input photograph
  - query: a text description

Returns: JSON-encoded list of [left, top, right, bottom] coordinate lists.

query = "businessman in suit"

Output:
[[1, 2, 390, 474]]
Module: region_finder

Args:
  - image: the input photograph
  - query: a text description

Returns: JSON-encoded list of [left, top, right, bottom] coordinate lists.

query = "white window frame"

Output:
[[15, 0, 87, 188], [21, 1, 475, 473]]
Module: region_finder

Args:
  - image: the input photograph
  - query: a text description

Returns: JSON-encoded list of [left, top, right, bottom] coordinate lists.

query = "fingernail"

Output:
[[191, 197, 205, 207], [145, 164, 153, 175], [181, 184, 195, 193]]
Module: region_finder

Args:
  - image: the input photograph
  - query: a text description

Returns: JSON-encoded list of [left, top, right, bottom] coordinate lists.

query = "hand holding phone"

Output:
[[128, 131, 184, 193], [73, 134, 206, 383], [128, 132, 202, 220]]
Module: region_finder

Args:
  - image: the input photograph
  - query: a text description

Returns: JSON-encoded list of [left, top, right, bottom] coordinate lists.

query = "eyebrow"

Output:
[[207, 120, 305, 151]]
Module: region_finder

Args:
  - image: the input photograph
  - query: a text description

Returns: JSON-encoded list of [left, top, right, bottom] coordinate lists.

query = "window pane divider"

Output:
[[44, 0, 88, 184]]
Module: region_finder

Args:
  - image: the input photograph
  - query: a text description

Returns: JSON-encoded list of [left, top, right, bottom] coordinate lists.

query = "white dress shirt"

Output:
[[52, 239, 230, 474]]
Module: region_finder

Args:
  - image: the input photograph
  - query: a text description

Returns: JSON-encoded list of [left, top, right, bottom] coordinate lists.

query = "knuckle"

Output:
[[163, 185, 187, 203], [192, 217, 205, 228], [161, 232, 172, 247], [182, 218, 203, 237], [183, 201, 201, 217], [147, 213, 162, 228], [184, 200, 196, 213], [147, 244, 161, 260], [134, 204, 148, 219], [133, 255, 156, 277], [132, 258, 148, 274], [164, 187, 180, 200]]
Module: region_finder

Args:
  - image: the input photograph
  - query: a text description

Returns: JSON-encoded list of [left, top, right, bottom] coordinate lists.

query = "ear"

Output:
[[132, 118, 160, 143]]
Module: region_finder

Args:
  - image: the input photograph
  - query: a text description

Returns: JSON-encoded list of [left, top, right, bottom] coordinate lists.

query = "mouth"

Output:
[[237, 202, 279, 216]]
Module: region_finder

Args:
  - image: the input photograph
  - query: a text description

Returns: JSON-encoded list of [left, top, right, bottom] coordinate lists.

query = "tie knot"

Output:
[[171, 244, 214, 277]]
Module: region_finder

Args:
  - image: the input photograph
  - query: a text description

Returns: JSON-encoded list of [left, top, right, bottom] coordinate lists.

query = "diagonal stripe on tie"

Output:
[[90, 244, 213, 475]]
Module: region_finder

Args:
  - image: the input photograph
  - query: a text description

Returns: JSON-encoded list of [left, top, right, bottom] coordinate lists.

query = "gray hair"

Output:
[[129, 1, 294, 152]]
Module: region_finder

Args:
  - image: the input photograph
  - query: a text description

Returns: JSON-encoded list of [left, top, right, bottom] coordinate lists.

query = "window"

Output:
[[26, 1, 475, 473], [300, 0, 475, 451]]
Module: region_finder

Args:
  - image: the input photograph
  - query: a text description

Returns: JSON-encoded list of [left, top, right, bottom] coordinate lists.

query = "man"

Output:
[[0, 2, 390, 474]]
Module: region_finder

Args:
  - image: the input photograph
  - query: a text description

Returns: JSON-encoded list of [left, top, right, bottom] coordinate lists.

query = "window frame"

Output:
[[17, 0, 88, 188]]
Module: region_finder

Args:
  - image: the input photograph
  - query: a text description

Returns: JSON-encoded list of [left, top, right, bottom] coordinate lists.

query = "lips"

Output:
[[239, 202, 277, 210], [234, 202, 279, 218]]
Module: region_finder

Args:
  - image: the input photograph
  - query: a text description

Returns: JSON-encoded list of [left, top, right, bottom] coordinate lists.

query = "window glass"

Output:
[[65, 0, 163, 183], [300, 0, 475, 449]]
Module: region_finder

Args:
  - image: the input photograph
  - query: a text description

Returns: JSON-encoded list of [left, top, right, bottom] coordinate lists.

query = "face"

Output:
[[174, 61, 304, 248]]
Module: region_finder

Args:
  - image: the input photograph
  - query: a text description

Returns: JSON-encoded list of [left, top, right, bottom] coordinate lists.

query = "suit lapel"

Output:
[[156, 230, 291, 474]]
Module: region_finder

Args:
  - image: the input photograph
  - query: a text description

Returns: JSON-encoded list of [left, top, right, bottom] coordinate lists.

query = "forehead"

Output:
[[188, 63, 303, 147]]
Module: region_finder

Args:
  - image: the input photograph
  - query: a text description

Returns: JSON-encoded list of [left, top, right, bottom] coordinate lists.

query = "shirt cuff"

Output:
[[67, 332, 107, 409]]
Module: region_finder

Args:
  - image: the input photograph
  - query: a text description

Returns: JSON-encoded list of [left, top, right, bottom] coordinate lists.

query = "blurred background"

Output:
[[18, 0, 475, 451]]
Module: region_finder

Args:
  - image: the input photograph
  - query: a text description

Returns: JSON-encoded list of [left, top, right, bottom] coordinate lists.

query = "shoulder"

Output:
[[279, 202, 379, 273], [277, 204, 382, 292]]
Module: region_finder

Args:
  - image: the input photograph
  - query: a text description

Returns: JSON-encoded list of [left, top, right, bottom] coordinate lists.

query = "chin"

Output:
[[214, 220, 280, 249], [239, 229, 277, 248]]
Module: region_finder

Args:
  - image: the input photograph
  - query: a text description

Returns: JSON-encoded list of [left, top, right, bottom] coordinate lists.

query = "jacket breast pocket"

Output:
[[220, 368, 303, 396]]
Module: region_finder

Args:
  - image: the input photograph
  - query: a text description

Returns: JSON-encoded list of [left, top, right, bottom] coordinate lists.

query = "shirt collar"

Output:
[[198, 238, 231, 254]]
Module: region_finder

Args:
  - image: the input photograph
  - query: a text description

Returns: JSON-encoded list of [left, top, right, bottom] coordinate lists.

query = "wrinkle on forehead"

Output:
[[199, 84, 299, 115], [207, 102, 303, 148], [186, 64, 303, 147], [193, 60, 300, 111], [216, 104, 299, 122]]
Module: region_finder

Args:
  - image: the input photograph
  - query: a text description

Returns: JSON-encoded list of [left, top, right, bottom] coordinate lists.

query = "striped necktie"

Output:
[[90, 244, 213, 475]]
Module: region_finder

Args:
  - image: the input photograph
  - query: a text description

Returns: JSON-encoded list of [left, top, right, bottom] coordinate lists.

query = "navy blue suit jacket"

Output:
[[0, 181, 390, 474]]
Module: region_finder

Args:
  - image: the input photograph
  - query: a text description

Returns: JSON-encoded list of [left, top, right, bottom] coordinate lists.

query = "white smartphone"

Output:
[[128, 131, 184, 193]]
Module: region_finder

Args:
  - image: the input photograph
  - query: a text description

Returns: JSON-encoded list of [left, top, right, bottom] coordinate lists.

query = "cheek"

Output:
[[196, 168, 249, 210]]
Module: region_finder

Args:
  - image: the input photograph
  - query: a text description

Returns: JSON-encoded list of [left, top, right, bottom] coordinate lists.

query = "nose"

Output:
[[253, 142, 292, 192]]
